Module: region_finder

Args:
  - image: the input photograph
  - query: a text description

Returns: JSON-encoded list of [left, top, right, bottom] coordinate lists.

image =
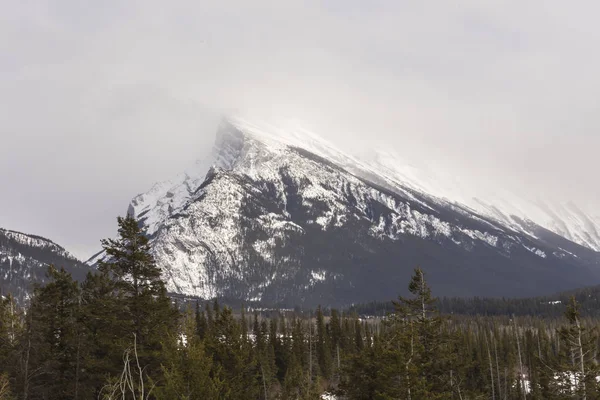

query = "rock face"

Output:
[[0, 228, 89, 302], [91, 117, 600, 307]]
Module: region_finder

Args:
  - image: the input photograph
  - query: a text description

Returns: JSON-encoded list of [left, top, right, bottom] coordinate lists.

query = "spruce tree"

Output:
[[79, 270, 123, 397], [158, 306, 220, 399], [329, 309, 342, 381], [366, 267, 457, 399], [195, 301, 208, 340], [98, 214, 179, 382], [206, 305, 259, 400], [342, 338, 382, 400], [25, 266, 82, 400], [316, 306, 332, 379], [0, 294, 18, 390], [557, 296, 599, 399]]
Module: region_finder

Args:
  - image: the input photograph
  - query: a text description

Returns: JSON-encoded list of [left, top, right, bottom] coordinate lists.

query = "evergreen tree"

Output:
[[158, 307, 220, 399], [98, 215, 179, 380], [315, 306, 332, 380], [257, 319, 277, 399], [0, 294, 18, 393], [206, 305, 260, 399], [25, 266, 82, 400], [393, 267, 455, 399], [342, 338, 384, 400], [557, 296, 599, 399], [269, 317, 287, 382], [79, 270, 125, 397], [205, 302, 214, 335], [353, 318, 363, 352], [291, 317, 307, 371], [329, 309, 342, 381], [195, 301, 208, 340]]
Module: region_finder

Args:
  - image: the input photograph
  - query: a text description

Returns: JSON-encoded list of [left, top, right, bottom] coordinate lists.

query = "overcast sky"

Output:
[[1, 1, 599, 259]]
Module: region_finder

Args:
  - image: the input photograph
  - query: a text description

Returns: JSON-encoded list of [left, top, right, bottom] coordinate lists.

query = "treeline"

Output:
[[1, 215, 600, 399], [349, 285, 600, 318]]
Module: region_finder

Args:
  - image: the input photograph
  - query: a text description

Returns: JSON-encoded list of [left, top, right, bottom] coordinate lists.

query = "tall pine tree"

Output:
[[98, 215, 179, 383]]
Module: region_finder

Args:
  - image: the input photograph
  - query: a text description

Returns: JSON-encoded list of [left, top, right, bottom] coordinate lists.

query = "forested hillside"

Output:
[[0, 216, 599, 399]]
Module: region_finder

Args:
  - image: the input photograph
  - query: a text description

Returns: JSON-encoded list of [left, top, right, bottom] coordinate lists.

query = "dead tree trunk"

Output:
[[485, 332, 495, 400], [575, 316, 587, 400], [493, 333, 502, 400], [514, 317, 526, 400]]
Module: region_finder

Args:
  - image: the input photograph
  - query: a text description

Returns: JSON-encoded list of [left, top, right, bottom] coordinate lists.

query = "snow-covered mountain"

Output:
[[0, 228, 90, 302], [91, 117, 600, 306], [361, 150, 600, 253]]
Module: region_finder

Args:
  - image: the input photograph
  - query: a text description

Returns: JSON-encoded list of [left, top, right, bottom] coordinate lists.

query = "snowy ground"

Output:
[[321, 393, 337, 400]]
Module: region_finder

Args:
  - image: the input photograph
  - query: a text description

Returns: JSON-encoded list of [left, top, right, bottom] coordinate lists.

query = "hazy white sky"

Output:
[[1, 0, 599, 258]]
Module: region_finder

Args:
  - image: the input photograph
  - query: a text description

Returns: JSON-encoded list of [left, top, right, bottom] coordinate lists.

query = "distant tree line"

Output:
[[0, 215, 599, 399], [349, 285, 600, 318]]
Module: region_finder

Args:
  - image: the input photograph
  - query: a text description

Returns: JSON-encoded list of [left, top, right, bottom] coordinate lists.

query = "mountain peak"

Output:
[[81, 116, 600, 305], [127, 116, 600, 253]]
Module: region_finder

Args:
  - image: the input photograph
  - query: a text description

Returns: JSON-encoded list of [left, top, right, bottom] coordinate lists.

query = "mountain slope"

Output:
[[362, 150, 600, 252], [93, 117, 600, 307], [0, 228, 90, 302]]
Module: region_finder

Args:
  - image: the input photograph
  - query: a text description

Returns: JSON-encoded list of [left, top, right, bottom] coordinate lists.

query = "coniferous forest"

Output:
[[1, 216, 600, 399]]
